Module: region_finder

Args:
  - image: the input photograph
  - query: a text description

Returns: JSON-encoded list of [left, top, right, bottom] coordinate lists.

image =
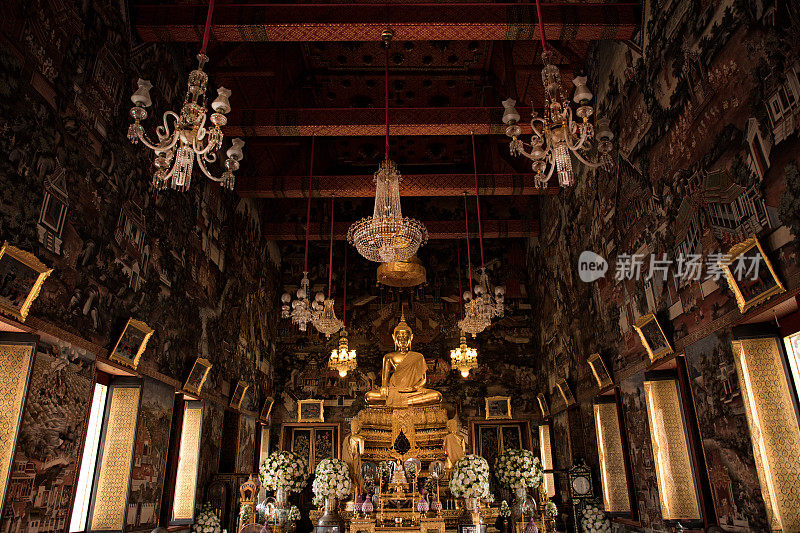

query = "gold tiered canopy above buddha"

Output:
[[365, 312, 442, 408]]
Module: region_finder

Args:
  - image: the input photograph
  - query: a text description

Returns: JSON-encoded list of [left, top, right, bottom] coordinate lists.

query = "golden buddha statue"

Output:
[[365, 313, 442, 408], [443, 418, 466, 469], [341, 419, 365, 491]]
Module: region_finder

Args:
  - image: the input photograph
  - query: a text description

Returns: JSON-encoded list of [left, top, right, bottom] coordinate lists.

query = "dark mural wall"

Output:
[[0, 0, 278, 530], [525, 1, 800, 531]]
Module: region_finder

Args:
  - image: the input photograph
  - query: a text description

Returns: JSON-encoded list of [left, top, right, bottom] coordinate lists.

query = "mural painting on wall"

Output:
[[0, 1, 277, 409], [683, 332, 768, 531], [126, 378, 175, 530], [1, 336, 94, 533], [197, 402, 224, 509], [237, 415, 256, 475], [618, 373, 663, 528]]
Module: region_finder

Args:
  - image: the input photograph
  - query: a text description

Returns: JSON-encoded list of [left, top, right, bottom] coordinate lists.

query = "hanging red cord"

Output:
[[200, 0, 216, 55], [342, 241, 347, 327], [384, 41, 390, 160], [463, 193, 473, 295], [535, 0, 547, 52], [471, 132, 486, 269], [328, 196, 335, 299], [457, 240, 463, 321], [303, 135, 315, 273]]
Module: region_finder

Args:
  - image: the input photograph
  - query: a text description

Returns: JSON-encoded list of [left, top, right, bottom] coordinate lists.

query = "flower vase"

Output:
[[429, 493, 442, 515], [355, 494, 364, 518], [275, 488, 289, 526], [316, 496, 343, 533], [362, 494, 374, 515], [458, 497, 486, 533], [417, 492, 430, 515]]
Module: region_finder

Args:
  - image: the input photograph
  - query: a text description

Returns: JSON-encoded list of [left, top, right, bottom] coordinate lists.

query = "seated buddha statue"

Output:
[[365, 313, 442, 408]]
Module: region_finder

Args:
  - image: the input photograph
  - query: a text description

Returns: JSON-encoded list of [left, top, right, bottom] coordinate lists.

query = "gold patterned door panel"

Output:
[[643, 377, 701, 521], [733, 337, 800, 531], [0, 334, 36, 514], [286, 425, 338, 472], [88, 379, 142, 532], [593, 401, 631, 514], [172, 401, 204, 524]]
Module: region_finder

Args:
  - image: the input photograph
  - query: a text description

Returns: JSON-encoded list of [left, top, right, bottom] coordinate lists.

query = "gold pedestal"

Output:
[[358, 405, 449, 463]]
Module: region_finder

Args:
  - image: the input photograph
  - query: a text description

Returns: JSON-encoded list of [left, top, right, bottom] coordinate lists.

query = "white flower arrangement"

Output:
[[312, 457, 352, 500], [449, 454, 490, 499], [259, 451, 310, 493], [544, 500, 558, 518], [239, 504, 254, 524], [494, 449, 543, 489], [193, 503, 222, 533], [580, 503, 611, 533]]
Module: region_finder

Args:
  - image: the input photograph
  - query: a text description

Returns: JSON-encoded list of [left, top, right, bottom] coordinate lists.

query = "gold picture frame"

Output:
[[0, 242, 52, 322], [298, 399, 324, 422], [719, 235, 785, 314], [184, 357, 212, 395], [260, 396, 275, 424], [231, 380, 249, 410], [634, 313, 673, 362], [109, 318, 154, 369], [587, 353, 613, 389], [485, 396, 512, 420], [555, 379, 576, 407], [537, 393, 550, 418]]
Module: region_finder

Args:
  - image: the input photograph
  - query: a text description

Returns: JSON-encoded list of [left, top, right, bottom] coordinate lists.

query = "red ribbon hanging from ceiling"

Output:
[[385, 40, 390, 160], [471, 132, 486, 270], [457, 240, 463, 321], [200, 0, 216, 55], [328, 196, 335, 299], [535, 0, 548, 52], [463, 193, 473, 295], [303, 135, 315, 274], [343, 241, 347, 327]]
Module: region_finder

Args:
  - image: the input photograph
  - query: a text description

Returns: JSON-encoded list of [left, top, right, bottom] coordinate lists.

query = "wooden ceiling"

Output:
[[129, 1, 640, 239]]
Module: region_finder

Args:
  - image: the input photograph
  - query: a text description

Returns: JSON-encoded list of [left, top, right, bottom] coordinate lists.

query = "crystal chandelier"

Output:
[[329, 248, 357, 377], [127, 1, 244, 192], [460, 268, 505, 337], [457, 137, 505, 337], [501, 0, 613, 188], [281, 136, 319, 332], [348, 30, 428, 263], [450, 333, 478, 378], [330, 331, 357, 377], [312, 196, 343, 338]]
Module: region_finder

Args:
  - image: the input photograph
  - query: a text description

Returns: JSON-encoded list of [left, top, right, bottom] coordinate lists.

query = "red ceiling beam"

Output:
[[224, 106, 533, 137], [133, 3, 639, 43], [262, 220, 538, 240], [238, 173, 558, 198]]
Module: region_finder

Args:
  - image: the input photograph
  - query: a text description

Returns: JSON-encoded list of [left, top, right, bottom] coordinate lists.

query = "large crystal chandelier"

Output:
[[312, 197, 343, 338], [501, 0, 613, 188], [348, 30, 428, 263], [450, 333, 478, 378], [127, 0, 244, 192], [329, 247, 357, 377], [458, 137, 505, 337], [281, 137, 319, 332]]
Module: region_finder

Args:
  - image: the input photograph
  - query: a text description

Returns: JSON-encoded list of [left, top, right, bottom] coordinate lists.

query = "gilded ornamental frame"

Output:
[[0, 242, 52, 322], [634, 313, 673, 362], [110, 318, 154, 369], [485, 396, 512, 420], [298, 398, 325, 422], [719, 235, 785, 314]]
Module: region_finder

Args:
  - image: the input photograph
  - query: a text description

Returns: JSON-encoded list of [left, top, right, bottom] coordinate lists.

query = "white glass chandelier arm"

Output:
[[154, 111, 181, 144], [136, 118, 180, 153], [544, 154, 556, 180], [194, 153, 230, 183], [531, 116, 546, 138], [563, 134, 603, 168]]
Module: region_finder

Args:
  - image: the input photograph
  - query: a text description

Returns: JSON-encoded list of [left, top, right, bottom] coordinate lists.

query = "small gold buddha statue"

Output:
[[365, 312, 442, 408], [443, 418, 466, 469]]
